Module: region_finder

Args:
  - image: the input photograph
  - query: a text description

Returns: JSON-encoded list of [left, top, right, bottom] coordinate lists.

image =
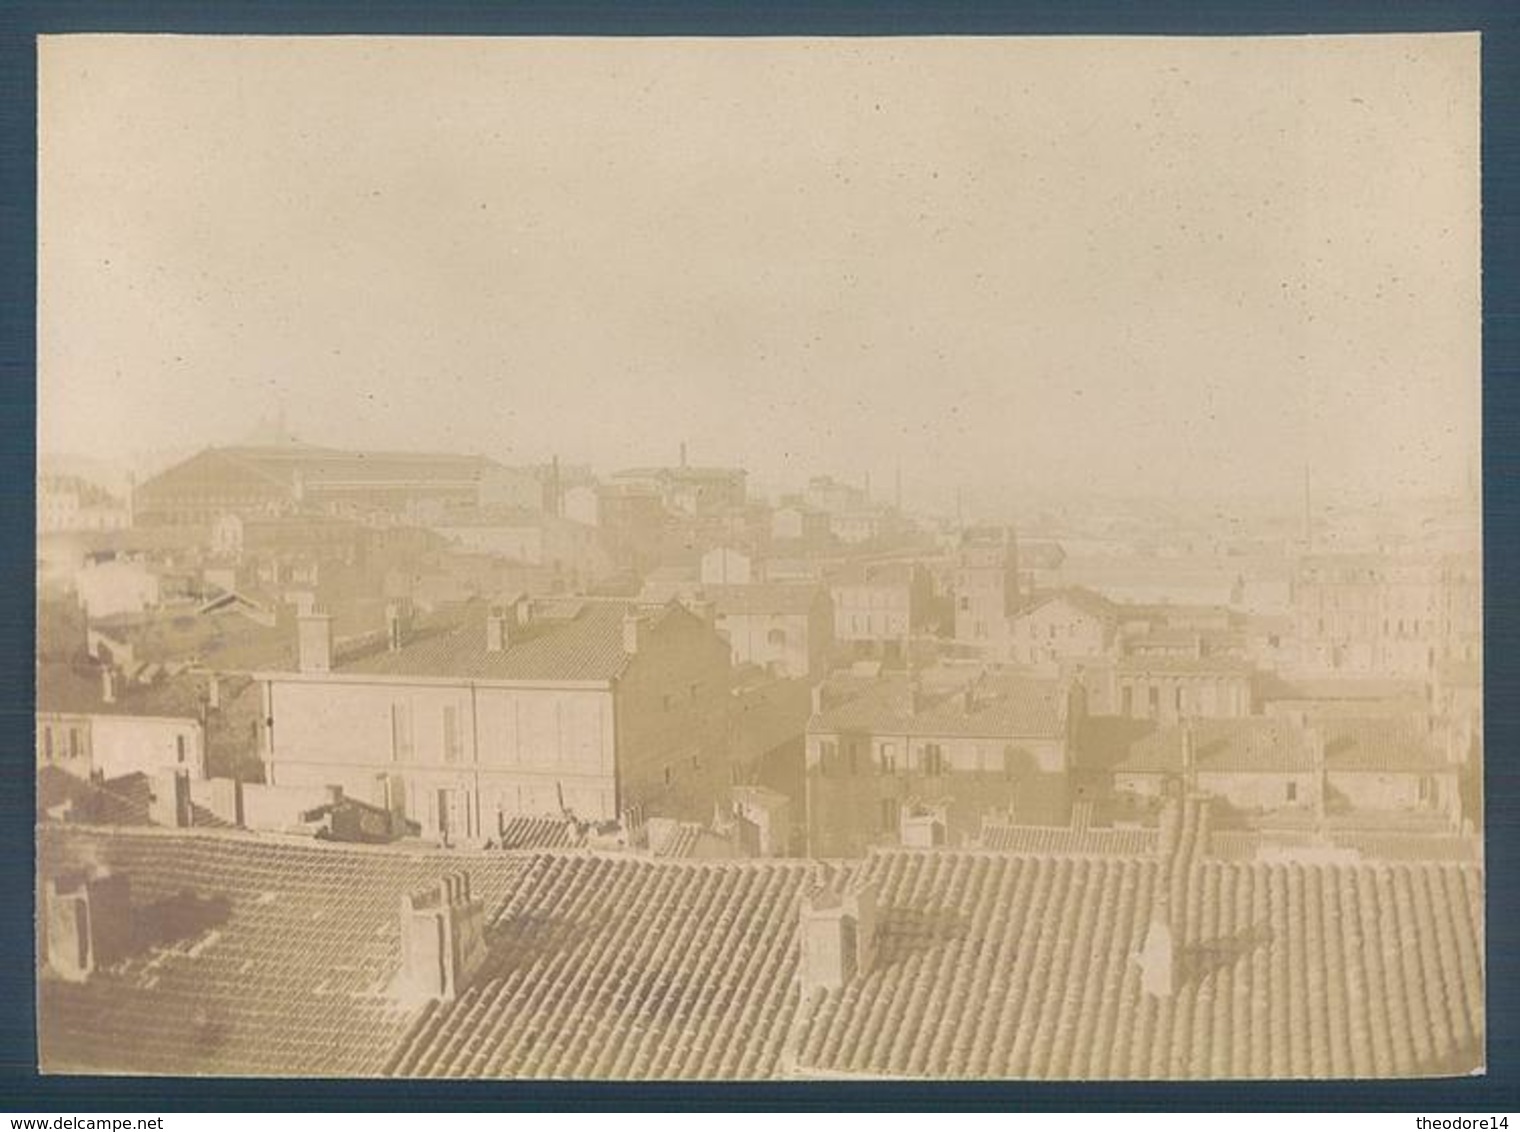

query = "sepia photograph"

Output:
[[34, 32, 1482, 1081]]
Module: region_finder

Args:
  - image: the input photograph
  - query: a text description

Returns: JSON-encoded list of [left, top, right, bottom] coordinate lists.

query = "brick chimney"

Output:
[[151, 767, 193, 828], [622, 611, 643, 655], [799, 883, 879, 996], [42, 870, 132, 982], [394, 872, 488, 1005], [385, 600, 413, 652], [297, 611, 332, 674], [100, 666, 116, 705], [1136, 884, 1177, 998], [485, 605, 510, 653], [900, 800, 948, 848]]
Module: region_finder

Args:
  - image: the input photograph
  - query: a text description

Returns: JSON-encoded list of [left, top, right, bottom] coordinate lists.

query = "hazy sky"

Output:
[[38, 34, 1479, 508]]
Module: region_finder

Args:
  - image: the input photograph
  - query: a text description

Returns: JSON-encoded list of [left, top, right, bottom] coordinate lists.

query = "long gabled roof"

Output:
[[792, 847, 1483, 1079], [326, 599, 688, 684], [37, 823, 1484, 1080]]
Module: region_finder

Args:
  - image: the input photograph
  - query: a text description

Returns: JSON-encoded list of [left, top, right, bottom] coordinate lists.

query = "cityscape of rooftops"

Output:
[[34, 34, 1482, 1082]]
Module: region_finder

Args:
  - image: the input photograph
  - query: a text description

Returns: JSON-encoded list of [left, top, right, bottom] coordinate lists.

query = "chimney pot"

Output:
[[43, 870, 132, 982], [486, 606, 509, 653], [395, 870, 487, 1004], [622, 611, 641, 655], [1137, 887, 1177, 998], [297, 612, 333, 674]]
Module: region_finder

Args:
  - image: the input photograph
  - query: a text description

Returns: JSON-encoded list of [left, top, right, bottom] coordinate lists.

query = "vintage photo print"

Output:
[[35, 34, 1481, 1079]]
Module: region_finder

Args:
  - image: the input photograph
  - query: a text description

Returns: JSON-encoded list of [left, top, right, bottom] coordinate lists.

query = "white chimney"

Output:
[[297, 613, 333, 674], [1137, 887, 1177, 998], [799, 884, 879, 996], [100, 666, 116, 705], [386, 601, 412, 651], [43, 870, 132, 982], [622, 611, 642, 655], [485, 606, 510, 653], [394, 872, 487, 1005]]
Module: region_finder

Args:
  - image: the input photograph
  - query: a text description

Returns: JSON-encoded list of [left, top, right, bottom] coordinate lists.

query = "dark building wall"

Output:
[[614, 609, 735, 821]]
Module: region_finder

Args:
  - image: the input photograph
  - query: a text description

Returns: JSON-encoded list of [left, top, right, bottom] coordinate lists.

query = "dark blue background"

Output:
[[1, 0, 1515, 1111]]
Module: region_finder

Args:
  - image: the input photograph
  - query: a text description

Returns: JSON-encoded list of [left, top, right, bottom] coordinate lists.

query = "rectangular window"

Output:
[[924, 743, 945, 776], [176, 734, 187, 764], [68, 729, 79, 759], [442, 704, 461, 764], [820, 740, 838, 774], [880, 797, 900, 834], [391, 701, 414, 762], [1286, 781, 1298, 803], [881, 742, 896, 775]]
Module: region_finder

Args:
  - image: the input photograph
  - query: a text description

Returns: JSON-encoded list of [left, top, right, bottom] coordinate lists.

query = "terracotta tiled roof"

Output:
[[651, 822, 705, 858], [333, 600, 672, 683], [811, 675, 1064, 740], [385, 855, 815, 1079], [37, 826, 534, 1076], [37, 768, 153, 827], [496, 816, 586, 852], [792, 848, 1484, 1078], [38, 823, 1484, 1080]]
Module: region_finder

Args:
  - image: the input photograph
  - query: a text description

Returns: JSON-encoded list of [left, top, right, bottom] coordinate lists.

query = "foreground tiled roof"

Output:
[[38, 827, 533, 1076], [978, 822, 1159, 856], [40, 819, 1484, 1080], [385, 856, 815, 1079], [791, 847, 1483, 1078], [1016, 588, 1116, 623], [811, 674, 1064, 739]]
